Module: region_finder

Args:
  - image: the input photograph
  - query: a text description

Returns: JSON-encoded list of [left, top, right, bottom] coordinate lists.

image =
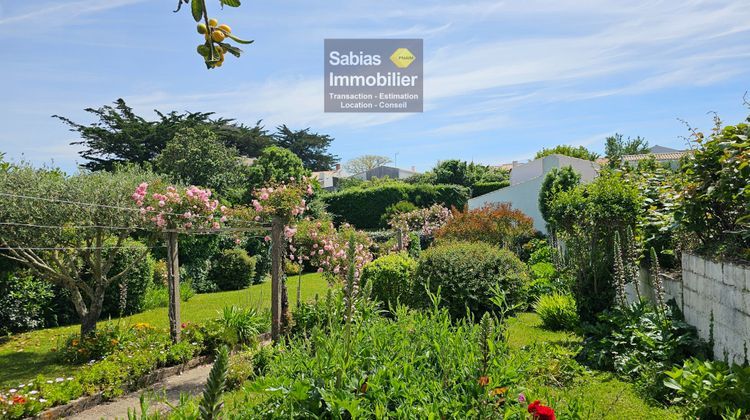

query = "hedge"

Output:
[[471, 181, 509, 197], [361, 252, 418, 309], [323, 183, 470, 229]]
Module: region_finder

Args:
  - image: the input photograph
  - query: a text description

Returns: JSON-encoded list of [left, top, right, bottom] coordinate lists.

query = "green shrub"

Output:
[[323, 182, 470, 229], [534, 293, 579, 331], [226, 350, 256, 390], [209, 249, 256, 291], [142, 281, 195, 311], [664, 359, 750, 419], [284, 260, 302, 276], [0, 271, 55, 334], [213, 306, 268, 346], [102, 239, 154, 317], [361, 253, 417, 309], [414, 241, 529, 319], [380, 200, 418, 225], [471, 181, 509, 197]]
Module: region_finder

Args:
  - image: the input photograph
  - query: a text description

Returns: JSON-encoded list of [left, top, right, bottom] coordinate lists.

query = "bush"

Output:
[[380, 200, 417, 225], [0, 272, 55, 334], [102, 239, 154, 318], [361, 253, 417, 309], [534, 293, 579, 331], [664, 358, 750, 419], [434, 203, 536, 254], [245, 237, 270, 284], [209, 249, 257, 291], [323, 182, 470, 229], [284, 261, 302, 276], [213, 306, 269, 346], [414, 241, 529, 319], [471, 181, 509, 197]]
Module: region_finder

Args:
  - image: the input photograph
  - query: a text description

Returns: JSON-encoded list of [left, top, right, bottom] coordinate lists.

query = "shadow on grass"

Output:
[[0, 350, 73, 387]]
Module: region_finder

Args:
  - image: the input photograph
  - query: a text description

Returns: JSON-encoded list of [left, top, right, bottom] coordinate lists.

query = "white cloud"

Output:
[[0, 0, 147, 26]]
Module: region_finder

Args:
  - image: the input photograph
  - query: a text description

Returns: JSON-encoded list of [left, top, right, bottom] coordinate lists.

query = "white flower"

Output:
[[66, 377, 73, 381], [55, 378, 64, 382], [39, 398, 47, 403], [46, 380, 53, 384], [29, 390, 38, 395], [8, 389, 16, 393]]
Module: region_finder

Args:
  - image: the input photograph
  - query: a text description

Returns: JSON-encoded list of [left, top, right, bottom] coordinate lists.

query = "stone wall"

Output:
[[653, 253, 750, 364]]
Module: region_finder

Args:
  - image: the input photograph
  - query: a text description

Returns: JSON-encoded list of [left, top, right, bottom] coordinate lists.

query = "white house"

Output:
[[468, 154, 600, 233], [311, 164, 349, 191], [350, 165, 419, 181]]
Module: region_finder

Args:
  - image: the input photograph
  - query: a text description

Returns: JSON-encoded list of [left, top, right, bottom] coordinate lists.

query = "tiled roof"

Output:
[[621, 151, 691, 161]]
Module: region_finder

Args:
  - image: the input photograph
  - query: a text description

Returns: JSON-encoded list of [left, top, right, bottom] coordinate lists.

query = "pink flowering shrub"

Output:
[[131, 182, 228, 231], [249, 177, 313, 222], [388, 204, 453, 247]]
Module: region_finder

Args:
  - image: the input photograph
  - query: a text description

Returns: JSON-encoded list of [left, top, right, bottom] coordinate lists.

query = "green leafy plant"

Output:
[[214, 306, 268, 346], [361, 252, 417, 310], [208, 248, 256, 291], [199, 346, 229, 420], [534, 293, 579, 331]]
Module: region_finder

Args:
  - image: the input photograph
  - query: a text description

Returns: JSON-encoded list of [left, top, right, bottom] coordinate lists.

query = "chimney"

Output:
[[335, 163, 341, 171]]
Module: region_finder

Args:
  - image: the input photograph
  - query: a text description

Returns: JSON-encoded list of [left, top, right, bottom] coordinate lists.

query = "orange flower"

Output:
[[12, 395, 26, 404], [478, 376, 490, 387]]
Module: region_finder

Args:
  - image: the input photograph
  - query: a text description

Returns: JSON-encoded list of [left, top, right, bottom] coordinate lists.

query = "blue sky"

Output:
[[1, 0, 749, 173]]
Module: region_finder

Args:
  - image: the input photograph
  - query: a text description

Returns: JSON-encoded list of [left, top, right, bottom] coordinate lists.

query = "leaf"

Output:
[[218, 42, 243, 57], [191, 0, 203, 22], [225, 32, 254, 44], [220, 0, 241, 6]]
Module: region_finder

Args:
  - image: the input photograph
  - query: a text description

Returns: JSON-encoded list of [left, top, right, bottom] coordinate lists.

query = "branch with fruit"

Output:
[[174, 0, 254, 69]]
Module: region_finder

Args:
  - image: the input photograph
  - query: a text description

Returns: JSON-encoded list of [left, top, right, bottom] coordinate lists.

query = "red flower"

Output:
[[528, 400, 556, 420], [12, 395, 26, 405]]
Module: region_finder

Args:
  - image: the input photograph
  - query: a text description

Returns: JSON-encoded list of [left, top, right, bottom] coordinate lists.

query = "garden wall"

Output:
[[633, 253, 750, 364]]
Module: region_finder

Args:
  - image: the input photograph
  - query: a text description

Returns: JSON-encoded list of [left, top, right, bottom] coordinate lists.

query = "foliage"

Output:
[[323, 182, 470, 229], [380, 200, 417, 226], [361, 253, 417, 309], [245, 146, 309, 195], [547, 171, 642, 321], [534, 293, 579, 331], [414, 241, 529, 319], [605, 133, 649, 167], [213, 306, 268, 347], [244, 237, 270, 284], [272, 125, 339, 171], [132, 182, 229, 231], [535, 145, 600, 161], [539, 166, 581, 227], [154, 127, 248, 200], [53, 99, 270, 171], [675, 114, 750, 261], [101, 239, 154, 317], [199, 346, 229, 420], [208, 248, 256, 291], [226, 349, 256, 390], [0, 272, 55, 334], [388, 203, 452, 236], [471, 181, 509, 197], [343, 155, 391, 175], [578, 300, 708, 401], [435, 203, 536, 254], [0, 164, 161, 336], [142, 281, 195, 311], [664, 358, 750, 419]]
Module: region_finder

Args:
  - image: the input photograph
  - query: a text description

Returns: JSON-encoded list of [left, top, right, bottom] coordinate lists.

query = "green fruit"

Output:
[[197, 23, 207, 34], [197, 44, 210, 57]]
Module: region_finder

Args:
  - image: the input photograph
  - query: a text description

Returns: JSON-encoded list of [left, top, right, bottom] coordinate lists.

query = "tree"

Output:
[[0, 164, 159, 337], [538, 166, 581, 226], [535, 145, 599, 161], [433, 159, 469, 185], [344, 155, 392, 175], [155, 127, 248, 200], [272, 125, 339, 171], [245, 146, 309, 199], [55, 99, 271, 171], [604, 133, 649, 166]]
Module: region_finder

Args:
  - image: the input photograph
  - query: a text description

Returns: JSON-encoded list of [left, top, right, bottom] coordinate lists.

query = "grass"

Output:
[[506, 312, 680, 419], [0, 272, 328, 388]]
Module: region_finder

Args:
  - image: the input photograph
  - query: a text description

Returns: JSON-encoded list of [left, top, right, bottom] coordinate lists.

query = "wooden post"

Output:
[[397, 228, 404, 251], [270, 217, 284, 342], [166, 231, 181, 343]]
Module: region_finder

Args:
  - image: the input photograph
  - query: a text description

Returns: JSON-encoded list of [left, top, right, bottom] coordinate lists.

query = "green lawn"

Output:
[[0, 273, 329, 387], [506, 312, 680, 419]]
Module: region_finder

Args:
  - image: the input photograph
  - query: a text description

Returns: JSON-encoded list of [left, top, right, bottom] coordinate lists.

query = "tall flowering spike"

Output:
[[650, 247, 666, 313], [624, 226, 641, 298], [613, 231, 627, 307]]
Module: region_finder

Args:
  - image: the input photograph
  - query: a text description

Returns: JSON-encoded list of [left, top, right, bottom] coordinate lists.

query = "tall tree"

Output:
[[0, 164, 159, 337], [344, 155, 392, 175], [604, 133, 649, 166], [55, 99, 272, 171], [272, 125, 339, 171]]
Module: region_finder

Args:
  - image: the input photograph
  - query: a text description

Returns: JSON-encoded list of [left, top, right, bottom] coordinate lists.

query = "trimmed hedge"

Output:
[[471, 181, 509, 197], [414, 241, 529, 319], [102, 239, 155, 317], [210, 248, 257, 291], [361, 252, 418, 309], [323, 183, 470, 229]]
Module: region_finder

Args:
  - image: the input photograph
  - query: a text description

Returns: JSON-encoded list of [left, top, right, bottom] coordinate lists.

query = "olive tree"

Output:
[[0, 164, 159, 337]]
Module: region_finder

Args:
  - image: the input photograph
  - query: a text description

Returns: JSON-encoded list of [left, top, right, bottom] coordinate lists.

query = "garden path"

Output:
[[68, 362, 212, 420]]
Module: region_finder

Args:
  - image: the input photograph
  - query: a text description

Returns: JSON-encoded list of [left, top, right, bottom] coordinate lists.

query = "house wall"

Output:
[[631, 253, 750, 364], [468, 175, 547, 231]]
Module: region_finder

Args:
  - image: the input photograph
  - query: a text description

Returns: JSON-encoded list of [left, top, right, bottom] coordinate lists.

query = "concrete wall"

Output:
[[634, 253, 750, 364], [468, 175, 546, 231]]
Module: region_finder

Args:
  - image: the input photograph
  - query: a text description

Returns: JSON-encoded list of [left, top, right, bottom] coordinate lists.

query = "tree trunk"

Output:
[[270, 217, 284, 342], [80, 312, 97, 337], [166, 232, 181, 343], [281, 274, 290, 332]]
